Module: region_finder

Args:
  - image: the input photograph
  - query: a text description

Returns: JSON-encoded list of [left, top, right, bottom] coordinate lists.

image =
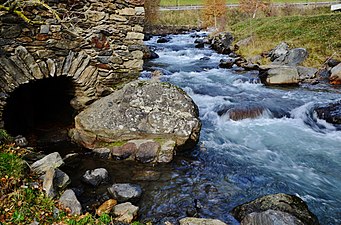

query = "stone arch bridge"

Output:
[[0, 0, 145, 130]]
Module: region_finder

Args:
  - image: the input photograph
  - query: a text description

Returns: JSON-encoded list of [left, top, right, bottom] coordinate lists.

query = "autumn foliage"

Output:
[[239, 0, 272, 18], [202, 0, 227, 29]]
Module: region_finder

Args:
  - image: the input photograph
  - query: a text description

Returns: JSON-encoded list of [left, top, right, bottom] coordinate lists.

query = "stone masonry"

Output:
[[0, 0, 145, 128]]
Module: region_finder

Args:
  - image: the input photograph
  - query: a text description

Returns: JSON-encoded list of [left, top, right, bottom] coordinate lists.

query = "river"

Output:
[[140, 32, 341, 224]]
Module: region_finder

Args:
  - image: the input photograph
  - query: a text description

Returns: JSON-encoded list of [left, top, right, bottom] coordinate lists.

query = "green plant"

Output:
[[0, 129, 12, 144], [98, 213, 112, 224], [0, 152, 25, 179]]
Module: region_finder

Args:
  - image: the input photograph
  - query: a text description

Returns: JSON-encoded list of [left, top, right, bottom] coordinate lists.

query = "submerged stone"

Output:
[[231, 193, 319, 225], [179, 217, 228, 225]]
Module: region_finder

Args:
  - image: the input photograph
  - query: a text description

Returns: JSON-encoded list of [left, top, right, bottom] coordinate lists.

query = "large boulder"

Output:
[[70, 80, 201, 163], [209, 32, 234, 54], [329, 63, 341, 85], [259, 65, 299, 85], [231, 193, 319, 225]]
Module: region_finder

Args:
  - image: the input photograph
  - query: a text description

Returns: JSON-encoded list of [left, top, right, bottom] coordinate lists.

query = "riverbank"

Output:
[[155, 8, 340, 68]]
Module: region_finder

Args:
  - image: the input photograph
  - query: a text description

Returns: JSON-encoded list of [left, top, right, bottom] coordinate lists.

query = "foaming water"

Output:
[[144, 32, 341, 224]]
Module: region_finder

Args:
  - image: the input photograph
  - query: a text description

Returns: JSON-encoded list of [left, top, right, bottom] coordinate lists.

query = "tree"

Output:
[[144, 0, 161, 25], [239, 0, 272, 18], [0, 0, 60, 24], [202, 0, 227, 29]]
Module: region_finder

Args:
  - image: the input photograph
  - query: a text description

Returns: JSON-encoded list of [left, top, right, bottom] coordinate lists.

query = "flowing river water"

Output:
[[140, 33, 341, 224], [54, 32, 341, 225]]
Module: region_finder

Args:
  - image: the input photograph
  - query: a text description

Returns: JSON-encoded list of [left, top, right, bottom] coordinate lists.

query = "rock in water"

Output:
[[179, 217, 228, 225], [259, 65, 299, 85], [315, 101, 341, 125], [231, 193, 320, 225], [70, 80, 201, 163], [108, 183, 142, 202], [241, 210, 305, 225], [210, 32, 234, 54], [82, 168, 109, 187], [59, 189, 82, 215]]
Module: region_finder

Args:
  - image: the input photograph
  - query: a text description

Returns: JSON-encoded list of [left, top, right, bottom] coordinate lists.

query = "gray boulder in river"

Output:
[[231, 193, 319, 225], [70, 80, 201, 163]]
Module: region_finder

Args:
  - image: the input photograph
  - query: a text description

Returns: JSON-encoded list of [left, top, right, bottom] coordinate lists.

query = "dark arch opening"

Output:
[[3, 77, 76, 146]]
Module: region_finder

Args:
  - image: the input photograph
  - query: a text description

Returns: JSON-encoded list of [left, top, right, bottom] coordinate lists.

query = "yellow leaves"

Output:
[[202, 0, 227, 29]]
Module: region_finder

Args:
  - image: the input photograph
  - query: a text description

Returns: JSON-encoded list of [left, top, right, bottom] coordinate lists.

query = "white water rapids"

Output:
[[143, 32, 341, 224]]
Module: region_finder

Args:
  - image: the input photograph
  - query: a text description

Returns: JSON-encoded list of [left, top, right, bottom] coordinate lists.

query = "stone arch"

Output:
[[0, 0, 146, 130], [0, 46, 99, 129]]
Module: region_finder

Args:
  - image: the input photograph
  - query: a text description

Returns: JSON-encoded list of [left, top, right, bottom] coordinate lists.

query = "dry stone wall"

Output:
[[0, 0, 145, 128]]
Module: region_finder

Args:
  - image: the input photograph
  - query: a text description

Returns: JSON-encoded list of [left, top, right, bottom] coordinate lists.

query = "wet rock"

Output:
[[111, 143, 137, 160], [179, 217, 227, 225], [59, 189, 82, 215], [231, 193, 319, 225], [315, 101, 341, 125], [218, 104, 268, 121], [63, 153, 81, 167], [195, 42, 205, 48], [108, 183, 142, 202], [132, 170, 161, 181], [113, 202, 139, 223], [200, 56, 210, 61], [135, 141, 160, 163], [31, 152, 64, 175], [70, 80, 201, 163], [82, 168, 109, 187], [93, 148, 111, 159], [142, 45, 159, 59], [14, 135, 28, 147], [210, 32, 234, 54], [329, 63, 341, 85], [219, 58, 235, 69], [157, 37, 170, 43], [96, 199, 117, 216], [241, 209, 305, 225], [259, 65, 299, 85]]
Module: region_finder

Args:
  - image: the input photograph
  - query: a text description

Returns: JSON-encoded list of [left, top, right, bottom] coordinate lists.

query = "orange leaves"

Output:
[[202, 0, 227, 29]]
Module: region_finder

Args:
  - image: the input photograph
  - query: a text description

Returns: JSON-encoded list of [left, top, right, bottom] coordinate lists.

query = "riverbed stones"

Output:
[[259, 65, 299, 85], [82, 168, 109, 187], [59, 189, 82, 215], [231, 193, 320, 225], [209, 32, 234, 54], [108, 183, 142, 202], [315, 101, 341, 125], [96, 199, 118, 216], [240, 209, 305, 225], [179, 217, 228, 225], [113, 202, 139, 223], [70, 80, 201, 163], [31, 152, 64, 175]]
